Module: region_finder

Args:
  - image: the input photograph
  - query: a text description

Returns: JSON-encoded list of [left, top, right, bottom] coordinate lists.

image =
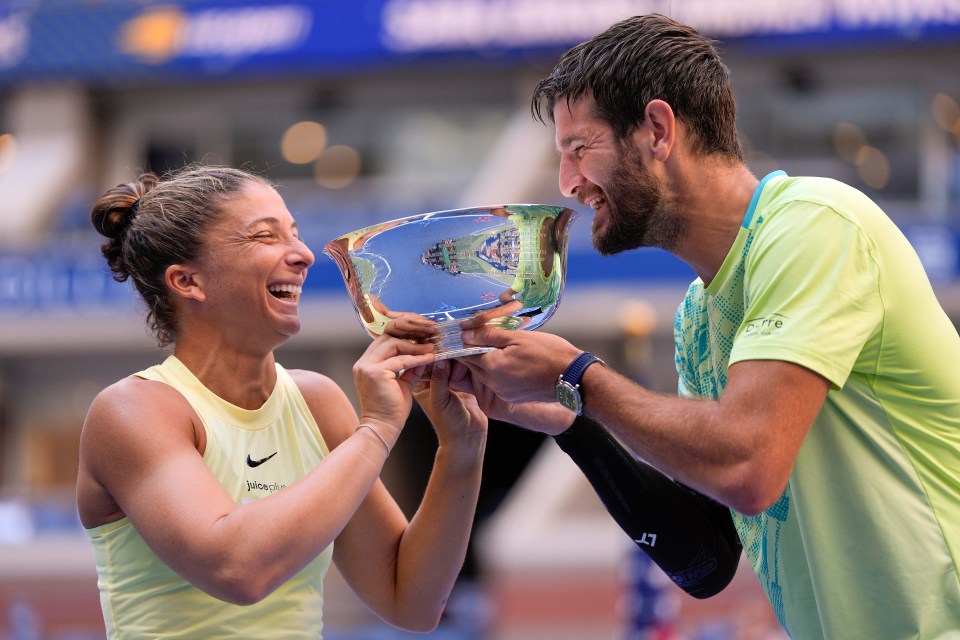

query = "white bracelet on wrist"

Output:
[[356, 424, 391, 455]]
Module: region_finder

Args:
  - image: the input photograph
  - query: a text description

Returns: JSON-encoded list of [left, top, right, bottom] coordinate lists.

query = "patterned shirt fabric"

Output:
[[674, 171, 960, 638], [87, 355, 333, 639]]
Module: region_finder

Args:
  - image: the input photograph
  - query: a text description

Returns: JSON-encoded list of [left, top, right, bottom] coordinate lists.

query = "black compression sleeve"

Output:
[[553, 415, 741, 599]]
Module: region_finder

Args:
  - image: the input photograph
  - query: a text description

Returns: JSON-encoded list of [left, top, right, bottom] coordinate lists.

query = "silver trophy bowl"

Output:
[[324, 204, 576, 359]]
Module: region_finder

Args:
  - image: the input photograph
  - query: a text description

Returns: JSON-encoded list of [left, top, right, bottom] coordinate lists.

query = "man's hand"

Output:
[[447, 360, 575, 435], [457, 326, 582, 405]]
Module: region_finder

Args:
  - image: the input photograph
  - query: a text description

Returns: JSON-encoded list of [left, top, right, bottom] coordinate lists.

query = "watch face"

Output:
[[556, 380, 582, 414]]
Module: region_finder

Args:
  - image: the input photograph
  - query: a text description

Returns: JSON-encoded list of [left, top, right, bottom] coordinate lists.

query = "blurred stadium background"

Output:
[[0, 0, 958, 638]]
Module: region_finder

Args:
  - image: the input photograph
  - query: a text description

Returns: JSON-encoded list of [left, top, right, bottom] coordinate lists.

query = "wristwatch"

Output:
[[556, 352, 605, 415]]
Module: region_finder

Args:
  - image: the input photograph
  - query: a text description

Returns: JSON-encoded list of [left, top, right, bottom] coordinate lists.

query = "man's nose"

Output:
[[558, 155, 585, 199]]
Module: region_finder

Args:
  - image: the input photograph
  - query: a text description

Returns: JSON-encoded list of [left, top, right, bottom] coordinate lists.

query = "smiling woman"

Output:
[[77, 164, 487, 639], [172, 178, 316, 347]]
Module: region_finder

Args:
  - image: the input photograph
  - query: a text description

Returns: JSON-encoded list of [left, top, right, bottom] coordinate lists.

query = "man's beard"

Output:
[[591, 143, 683, 256]]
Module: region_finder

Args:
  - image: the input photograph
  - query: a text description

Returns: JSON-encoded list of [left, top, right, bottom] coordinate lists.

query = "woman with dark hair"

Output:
[[77, 165, 486, 639]]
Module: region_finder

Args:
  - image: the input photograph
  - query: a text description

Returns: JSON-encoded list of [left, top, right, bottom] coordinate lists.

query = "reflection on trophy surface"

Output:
[[324, 204, 576, 359]]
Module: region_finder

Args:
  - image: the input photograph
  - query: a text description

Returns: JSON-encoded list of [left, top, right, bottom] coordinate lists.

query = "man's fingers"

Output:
[[460, 326, 514, 349]]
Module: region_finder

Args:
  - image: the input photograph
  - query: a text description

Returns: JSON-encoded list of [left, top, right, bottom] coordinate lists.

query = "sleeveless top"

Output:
[[86, 355, 333, 639]]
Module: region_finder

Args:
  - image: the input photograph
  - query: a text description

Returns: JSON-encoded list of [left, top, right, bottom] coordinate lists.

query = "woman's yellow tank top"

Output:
[[86, 355, 332, 639]]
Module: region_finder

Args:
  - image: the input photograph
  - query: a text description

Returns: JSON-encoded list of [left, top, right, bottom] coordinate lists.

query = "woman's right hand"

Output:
[[353, 335, 436, 447]]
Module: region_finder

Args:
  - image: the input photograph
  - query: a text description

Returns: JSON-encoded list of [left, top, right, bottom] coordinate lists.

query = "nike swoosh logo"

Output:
[[246, 452, 278, 468]]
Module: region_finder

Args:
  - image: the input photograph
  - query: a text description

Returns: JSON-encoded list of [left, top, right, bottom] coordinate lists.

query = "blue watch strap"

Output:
[[561, 352, 603, 387]]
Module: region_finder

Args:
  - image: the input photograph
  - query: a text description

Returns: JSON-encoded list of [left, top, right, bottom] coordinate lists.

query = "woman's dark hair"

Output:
[[531, 14, 742, 161], [90, 164, 269, 347]]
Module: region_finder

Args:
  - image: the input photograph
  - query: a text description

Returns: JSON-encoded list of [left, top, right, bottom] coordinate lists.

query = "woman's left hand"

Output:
[[413, 359, 488, 447]]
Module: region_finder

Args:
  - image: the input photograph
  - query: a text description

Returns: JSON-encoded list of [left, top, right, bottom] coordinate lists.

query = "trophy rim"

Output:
[[322, 203, 577, 348], [322, 203, 578, 249]]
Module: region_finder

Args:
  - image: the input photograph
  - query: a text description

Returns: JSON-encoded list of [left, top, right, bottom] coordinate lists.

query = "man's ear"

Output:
[[643, 99, 676, 162], [165, 263, 206, 302]]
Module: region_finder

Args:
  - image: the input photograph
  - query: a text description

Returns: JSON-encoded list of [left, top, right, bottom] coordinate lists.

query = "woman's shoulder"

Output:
[[95, 373, 190, 410], [86, 374, 198, 441], [80, 375, 204, 514]]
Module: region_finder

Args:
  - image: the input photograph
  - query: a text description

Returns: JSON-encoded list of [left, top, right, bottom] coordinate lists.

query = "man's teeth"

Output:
[[587, 196, 604, 210]]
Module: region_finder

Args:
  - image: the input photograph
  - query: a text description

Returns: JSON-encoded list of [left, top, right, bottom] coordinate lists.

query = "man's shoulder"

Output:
[[759, 175, 879, 223], [765, 174, 859, 198]]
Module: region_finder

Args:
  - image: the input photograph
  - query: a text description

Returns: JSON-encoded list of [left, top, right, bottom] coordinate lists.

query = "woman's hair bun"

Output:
[[90, 172, 160, 240], [90, 172, 160, 280]]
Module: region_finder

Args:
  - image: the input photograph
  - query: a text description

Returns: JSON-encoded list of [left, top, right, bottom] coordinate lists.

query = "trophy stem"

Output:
[[432, 316, 523, 360]]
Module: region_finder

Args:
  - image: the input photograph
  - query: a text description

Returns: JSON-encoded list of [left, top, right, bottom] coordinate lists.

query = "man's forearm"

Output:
[[554, 415, 741, 598]]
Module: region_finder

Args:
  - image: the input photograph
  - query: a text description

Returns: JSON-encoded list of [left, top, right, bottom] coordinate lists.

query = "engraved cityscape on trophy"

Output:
[[324, 204, 576, 359]]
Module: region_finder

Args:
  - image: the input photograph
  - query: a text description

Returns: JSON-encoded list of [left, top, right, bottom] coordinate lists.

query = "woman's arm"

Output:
[[79, 336, 435, 606], [328, 359, 486, 632]]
